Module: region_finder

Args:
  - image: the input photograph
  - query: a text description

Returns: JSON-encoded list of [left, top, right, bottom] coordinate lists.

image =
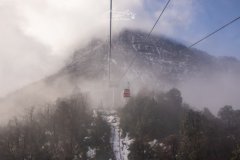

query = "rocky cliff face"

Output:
[[57, 29, 240, 87]]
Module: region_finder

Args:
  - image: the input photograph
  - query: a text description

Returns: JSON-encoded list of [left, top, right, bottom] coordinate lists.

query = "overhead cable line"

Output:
[[147, 0, 171, 39], [118, 0, 171, 83], [188, 16, 240, 48], [133, 15, 240, 84]]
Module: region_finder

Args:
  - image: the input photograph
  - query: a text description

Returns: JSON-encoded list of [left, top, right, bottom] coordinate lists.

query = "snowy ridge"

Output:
[[60, 29, 240, 87]]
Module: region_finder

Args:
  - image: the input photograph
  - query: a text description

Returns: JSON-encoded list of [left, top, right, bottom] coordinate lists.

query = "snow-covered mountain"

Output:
[[56, 30, 240, 84], [0, 29, 240, 123]]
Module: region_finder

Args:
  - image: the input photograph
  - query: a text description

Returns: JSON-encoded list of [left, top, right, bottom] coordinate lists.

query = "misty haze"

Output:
[[0, 0, 240, 160]]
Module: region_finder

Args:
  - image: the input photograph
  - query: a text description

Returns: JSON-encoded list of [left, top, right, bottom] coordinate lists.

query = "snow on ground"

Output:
[[102, 111, 134, 160], [86, 147, 96, 159], [148, 139, 157, 148]]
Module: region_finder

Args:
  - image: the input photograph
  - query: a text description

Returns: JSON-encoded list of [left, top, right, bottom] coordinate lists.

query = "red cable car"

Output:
[[123, 88, 131, 98]]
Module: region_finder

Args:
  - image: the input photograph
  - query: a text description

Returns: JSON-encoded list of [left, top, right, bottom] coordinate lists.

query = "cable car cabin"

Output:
[[123, 89, 131, 98]]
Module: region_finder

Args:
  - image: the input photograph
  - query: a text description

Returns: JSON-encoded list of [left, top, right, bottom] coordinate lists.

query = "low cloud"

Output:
[[179, 73, 240, 114], [0, 0, 197, 96]]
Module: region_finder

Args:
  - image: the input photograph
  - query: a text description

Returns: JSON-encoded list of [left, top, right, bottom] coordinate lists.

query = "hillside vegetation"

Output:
[[0, 89, 240, 160], [0, 94, 114, 160], [119, 89, 240, 160]]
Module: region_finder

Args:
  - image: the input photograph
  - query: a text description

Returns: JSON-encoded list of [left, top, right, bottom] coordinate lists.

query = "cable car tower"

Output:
[[108, 0, 112, 85], [108, 0, 131, 107], [108, 0, 118, 108]]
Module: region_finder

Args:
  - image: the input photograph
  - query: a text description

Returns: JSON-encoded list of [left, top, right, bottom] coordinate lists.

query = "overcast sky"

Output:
[[0, 0, 239, 97]]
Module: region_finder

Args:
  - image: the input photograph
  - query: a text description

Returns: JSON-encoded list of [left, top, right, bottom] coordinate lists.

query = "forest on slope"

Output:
[[119, 88, 240, 160], [0, 88, 240, 160], [0, 93, 114, 160]]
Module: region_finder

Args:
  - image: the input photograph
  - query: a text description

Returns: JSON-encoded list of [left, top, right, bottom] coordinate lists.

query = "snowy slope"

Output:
[[103, 111, 133, 160]]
